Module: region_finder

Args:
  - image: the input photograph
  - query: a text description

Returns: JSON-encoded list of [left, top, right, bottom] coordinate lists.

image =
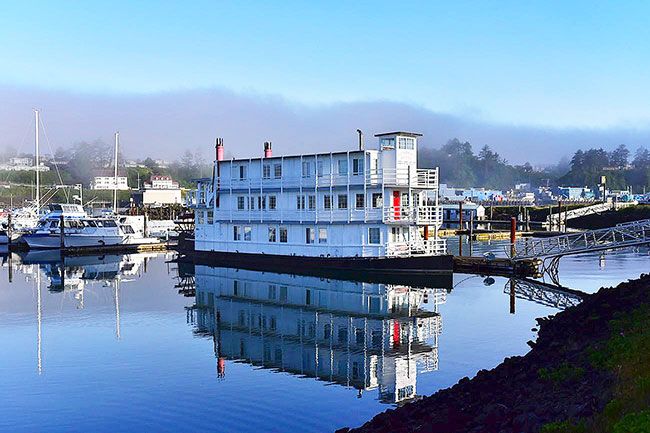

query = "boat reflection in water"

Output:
[[189, 265, 450, 404]]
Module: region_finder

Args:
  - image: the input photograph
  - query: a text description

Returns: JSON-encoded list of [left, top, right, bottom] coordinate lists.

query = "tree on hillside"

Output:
[[67, 140, 115, 184], [633, 147, 650, 168], [610, 144, 630, 168]]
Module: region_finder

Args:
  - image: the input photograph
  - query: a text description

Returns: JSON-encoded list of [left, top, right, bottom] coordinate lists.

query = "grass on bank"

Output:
[[540, 304, 650, 433]]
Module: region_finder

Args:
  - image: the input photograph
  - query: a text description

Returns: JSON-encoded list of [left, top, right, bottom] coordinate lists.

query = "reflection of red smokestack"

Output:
[[216, 138, 224, 161], [264, 141, 272, 158]]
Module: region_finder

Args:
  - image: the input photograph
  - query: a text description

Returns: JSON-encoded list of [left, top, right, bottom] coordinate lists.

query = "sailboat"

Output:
[[21, 131, 159, 250]]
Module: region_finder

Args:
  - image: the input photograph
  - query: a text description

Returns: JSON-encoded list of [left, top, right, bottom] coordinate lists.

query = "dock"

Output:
[[453, 255, 542, 278], [7, 241, 170, 257], [62, 242, 169, 256]]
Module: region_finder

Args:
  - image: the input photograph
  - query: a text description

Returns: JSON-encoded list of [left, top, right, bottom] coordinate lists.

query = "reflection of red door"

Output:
[[393, 191, 400, 220]]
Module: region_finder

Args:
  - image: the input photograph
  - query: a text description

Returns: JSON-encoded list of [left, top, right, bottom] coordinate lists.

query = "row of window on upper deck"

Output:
[[231, 157, 367, 181], [379, 136, 415, 150]]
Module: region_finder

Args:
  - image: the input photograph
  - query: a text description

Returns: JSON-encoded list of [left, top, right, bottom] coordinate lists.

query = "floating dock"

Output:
[[8, 241, 169, 257], [453, 255, 542, 278]]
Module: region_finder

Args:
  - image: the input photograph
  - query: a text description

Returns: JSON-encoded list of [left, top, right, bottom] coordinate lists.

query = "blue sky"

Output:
[[1, 0, 649, 129], [5, 1, 650, 127]]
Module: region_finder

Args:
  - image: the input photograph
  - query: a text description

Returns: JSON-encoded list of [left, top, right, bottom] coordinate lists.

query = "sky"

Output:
[[1, 0, 650, 163]]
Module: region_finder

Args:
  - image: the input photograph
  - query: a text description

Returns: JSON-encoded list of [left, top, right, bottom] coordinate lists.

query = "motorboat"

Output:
[[22, 204, 159, 249]]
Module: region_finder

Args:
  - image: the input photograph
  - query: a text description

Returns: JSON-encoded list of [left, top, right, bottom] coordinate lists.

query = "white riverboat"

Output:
[[188, 132, 451, 274], [22, 204, 158, 249]]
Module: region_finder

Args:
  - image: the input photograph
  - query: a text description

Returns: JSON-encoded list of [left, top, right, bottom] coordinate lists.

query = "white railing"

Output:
[[201, 206, 442, 225], [386, 238, 446, 257], [368, 168, 438, 188], [383, 205, 442, 224], [209, 167, 439, 190]]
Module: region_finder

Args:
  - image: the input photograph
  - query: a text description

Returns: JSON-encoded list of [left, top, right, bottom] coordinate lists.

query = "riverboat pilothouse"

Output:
[[189, 132, 452, 274]]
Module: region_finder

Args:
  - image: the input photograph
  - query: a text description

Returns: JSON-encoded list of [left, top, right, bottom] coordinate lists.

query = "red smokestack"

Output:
[[264, 141, 272, 158], [216, 138, 224, 161]]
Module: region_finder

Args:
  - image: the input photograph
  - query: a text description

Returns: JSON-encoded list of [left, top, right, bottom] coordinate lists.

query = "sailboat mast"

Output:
[[37, 270, 42, 374], [113, 131, 119, 213], [35, 109, 40, 212]]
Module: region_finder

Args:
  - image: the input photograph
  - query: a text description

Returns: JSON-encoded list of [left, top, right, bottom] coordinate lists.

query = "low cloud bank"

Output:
[[1, 85, 649, 165]]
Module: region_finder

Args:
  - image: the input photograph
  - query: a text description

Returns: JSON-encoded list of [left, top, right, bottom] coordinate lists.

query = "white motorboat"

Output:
[[22, 204, 159, 249]]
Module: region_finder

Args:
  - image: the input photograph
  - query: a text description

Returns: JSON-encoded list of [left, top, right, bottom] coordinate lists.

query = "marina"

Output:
[[3, 3, 650, 430], [1, 244, 648, 432]]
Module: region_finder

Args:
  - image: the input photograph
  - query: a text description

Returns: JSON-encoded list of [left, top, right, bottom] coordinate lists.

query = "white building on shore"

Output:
[[142, 175, 182, 205], [190, 132, 445, 262], [0, 157, 50, 172], [91, 170, 129, 190]]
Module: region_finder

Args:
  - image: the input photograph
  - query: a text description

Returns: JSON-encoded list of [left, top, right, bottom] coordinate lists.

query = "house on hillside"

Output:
[[91, 170, 129, 190]]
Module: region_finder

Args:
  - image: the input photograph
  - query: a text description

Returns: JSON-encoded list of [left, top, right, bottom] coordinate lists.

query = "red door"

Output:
[[392, 191, 400, 220]]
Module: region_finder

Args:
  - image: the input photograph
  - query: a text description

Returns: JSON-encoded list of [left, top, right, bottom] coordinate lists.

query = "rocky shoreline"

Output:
[[337, 274, 650, 433]]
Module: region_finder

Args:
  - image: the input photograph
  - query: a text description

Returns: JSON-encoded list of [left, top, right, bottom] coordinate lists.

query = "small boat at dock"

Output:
[[21, 204, 159, 250]]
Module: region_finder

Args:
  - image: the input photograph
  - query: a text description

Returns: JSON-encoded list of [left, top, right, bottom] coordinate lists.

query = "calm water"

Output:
[[0, 245, 648, 433]]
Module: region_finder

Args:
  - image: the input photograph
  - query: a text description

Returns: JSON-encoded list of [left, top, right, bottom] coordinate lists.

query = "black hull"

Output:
[[175, 246, 454, 288]]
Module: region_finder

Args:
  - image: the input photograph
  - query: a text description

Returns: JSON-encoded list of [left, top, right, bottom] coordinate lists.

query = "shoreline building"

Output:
[[138, 175, 182, 205], [191, 266, 446, 404], [0, 157, 50, 172], [190, 132, 448, 272], [91, 170, 129, 191]]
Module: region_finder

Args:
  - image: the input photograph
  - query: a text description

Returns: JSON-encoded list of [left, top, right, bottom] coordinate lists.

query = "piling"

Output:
[[525, 208, 531, 231], [488, 206, 493, 231], [7, 213, 12, 246], [469, 213, 474, 256], [8, 252, 13, 283], [509, 279, 516, 314], [59, 214, 65, 249], [510, 217, 517, 257]]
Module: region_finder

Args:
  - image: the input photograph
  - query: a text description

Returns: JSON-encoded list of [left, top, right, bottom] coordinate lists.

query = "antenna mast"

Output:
[[35, 109, 40, 212], [113, 131, 119, 213]]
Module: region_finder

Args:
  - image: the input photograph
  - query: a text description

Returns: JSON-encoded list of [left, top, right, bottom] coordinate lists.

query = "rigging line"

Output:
[[38, 115, 69, 202]]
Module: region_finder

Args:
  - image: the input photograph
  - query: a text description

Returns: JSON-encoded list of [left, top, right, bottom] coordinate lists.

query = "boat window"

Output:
[[369, 227, 381, 244], [122, 225, 135, 234], [104, 220, 117, 227], [87, 221, 97, 227]]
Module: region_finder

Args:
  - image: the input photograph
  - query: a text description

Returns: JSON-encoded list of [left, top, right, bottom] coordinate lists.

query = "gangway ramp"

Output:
[[546, 201, 637, 226], [511, 219, 650, 260]]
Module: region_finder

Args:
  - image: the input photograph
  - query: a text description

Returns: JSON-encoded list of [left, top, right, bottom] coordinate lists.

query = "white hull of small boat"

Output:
[[23, 233, 160, 249]]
